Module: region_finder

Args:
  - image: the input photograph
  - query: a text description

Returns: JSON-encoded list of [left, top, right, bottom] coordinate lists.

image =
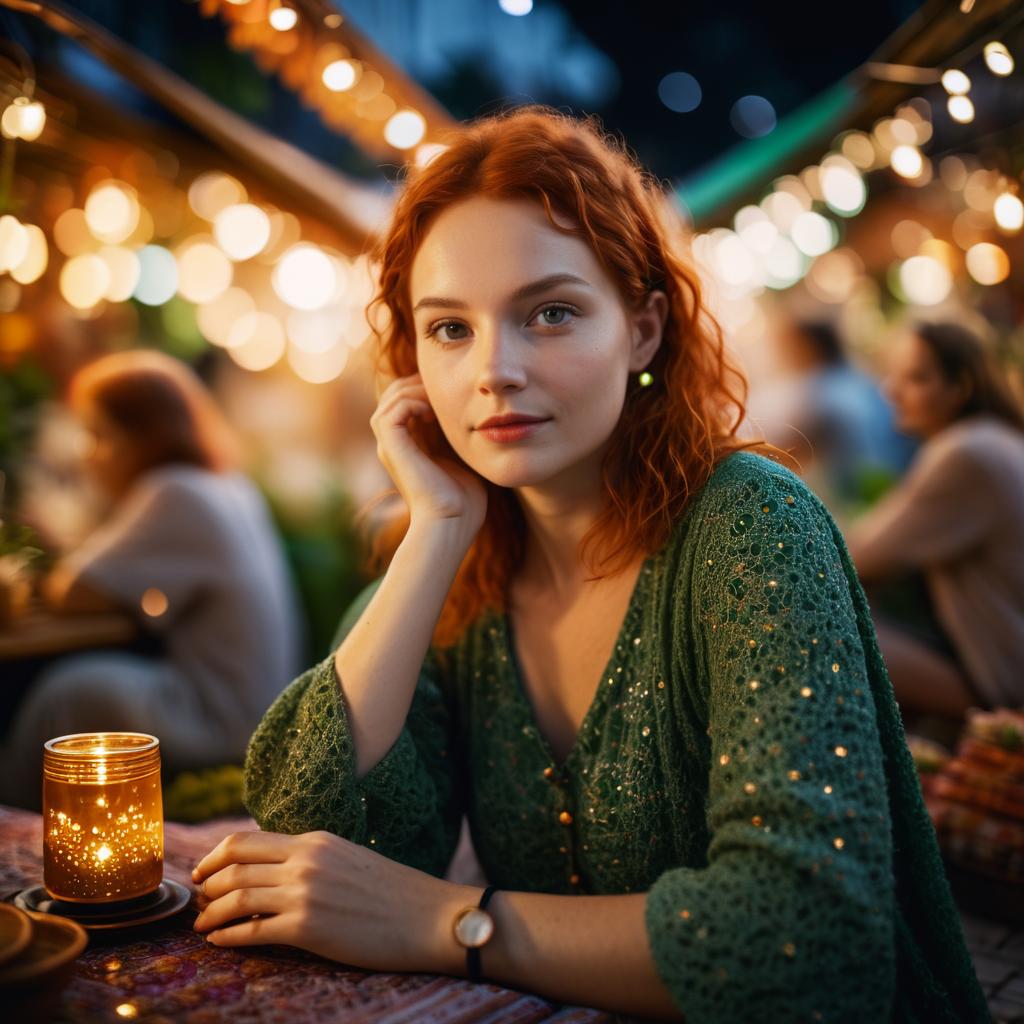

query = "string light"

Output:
[[322, 60, 357, 92], [941, 69, 971, 95], [1, 97, 45, 140], [993, 193, 1023, 233], [947, 95, 975, 124], [983, 41, 1014, 76], [890, 145, 923, 179], [269, 4, 298, 31]]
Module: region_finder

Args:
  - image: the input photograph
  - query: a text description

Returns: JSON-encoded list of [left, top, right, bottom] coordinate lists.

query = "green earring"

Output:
[[637, 371, 654, 387]]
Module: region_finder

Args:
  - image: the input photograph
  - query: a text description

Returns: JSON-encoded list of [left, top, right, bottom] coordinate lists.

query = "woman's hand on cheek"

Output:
[[190, 829, 467, 974]]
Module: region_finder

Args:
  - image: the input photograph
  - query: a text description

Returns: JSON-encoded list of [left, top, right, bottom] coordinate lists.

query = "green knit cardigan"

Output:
[[243, 451, 991, 1023]]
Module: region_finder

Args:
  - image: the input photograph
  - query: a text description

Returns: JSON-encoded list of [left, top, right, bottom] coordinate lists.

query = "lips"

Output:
[[476, 414, 549, 430]]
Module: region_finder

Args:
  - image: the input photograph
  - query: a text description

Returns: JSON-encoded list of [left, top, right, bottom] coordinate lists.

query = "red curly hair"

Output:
[[363, 104, 777, 649]]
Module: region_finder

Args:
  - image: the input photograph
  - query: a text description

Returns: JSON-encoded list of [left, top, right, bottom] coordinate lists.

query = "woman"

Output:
[[191, 108, 987, 1022], [0, 350, 303, 808], [847, 320, 1024, 720]]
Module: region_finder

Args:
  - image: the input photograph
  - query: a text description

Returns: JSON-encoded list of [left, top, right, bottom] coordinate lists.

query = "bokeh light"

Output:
[[197, 287, 256, 348], [384, 109, 426, 149], [820, 156, 866, 216], [322, 60, 358, 92], [84, 181, 140, 244], [658, 72, 702, 113], [133, 245, 178, 306], [898, 255, 953, 305], [60, 253, 111, 309], [188, 172, 246, 222], [948, 95, 975, 124], [227, 311, 286, 370], [97, 246, 141, 301], [890, 145, 923, 179], [176, 239, 233, 303], [499, 0, 534, 14], [269, 6, 298, 31], [966, 243, 1010, 285], [730, 95, 776, 138], [273, 244, 336, 310], [790, 212, 836, 256], [993, 193, 1023, 233], [984, 41, 1014, 76], [0, 215, 29, 271], [10, 224, 48, 284]]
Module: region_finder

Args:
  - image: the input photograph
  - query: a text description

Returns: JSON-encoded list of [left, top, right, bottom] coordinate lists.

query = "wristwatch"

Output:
[[452, 884, 498, 982]]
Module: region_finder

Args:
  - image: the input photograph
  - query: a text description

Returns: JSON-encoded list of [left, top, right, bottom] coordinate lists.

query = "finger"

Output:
[[375, 387, 432, 423], [194, 885, 289, 933], [376, 374, 425, 404], [206, 913, 283, 948], [200, 861, 286, 901], [191, 830, 292, 883], [373, 400, 436, 446]]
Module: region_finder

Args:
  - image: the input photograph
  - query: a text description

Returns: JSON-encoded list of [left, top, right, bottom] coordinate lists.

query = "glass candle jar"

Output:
[[42, 732, 163, 903]]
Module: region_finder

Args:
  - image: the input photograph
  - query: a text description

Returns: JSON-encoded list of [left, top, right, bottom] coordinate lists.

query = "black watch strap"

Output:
[[466, 884, 498, 982]]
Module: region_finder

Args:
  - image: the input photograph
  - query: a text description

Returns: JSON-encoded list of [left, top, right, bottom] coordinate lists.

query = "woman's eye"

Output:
[[534, 304, 576, 327], [427, 321, 469, 342]]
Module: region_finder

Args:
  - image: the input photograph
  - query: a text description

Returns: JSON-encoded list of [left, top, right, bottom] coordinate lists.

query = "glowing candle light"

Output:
[[43, 733, 163, 903]]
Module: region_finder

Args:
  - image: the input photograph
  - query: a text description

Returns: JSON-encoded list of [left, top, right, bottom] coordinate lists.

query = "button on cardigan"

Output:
[[243, 451, 989, 1023]]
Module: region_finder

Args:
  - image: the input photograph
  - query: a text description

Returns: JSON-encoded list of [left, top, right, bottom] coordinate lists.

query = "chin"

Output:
[[466, 453, 560, 490]]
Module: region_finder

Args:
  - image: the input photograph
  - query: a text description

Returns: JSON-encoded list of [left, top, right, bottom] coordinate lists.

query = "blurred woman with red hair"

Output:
[[192, 107, 986, 1022], [0, 350, 302, 808]]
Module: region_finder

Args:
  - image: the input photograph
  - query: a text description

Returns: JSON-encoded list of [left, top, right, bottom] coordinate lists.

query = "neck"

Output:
[[513, 461, 607, 601]]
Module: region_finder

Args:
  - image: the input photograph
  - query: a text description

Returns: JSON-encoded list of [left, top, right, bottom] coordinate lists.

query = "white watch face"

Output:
[[454, 907, 494, 948]]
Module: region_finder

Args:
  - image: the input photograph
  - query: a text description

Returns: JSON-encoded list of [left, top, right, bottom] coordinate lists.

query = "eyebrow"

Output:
[[411, 272, 592, 314]]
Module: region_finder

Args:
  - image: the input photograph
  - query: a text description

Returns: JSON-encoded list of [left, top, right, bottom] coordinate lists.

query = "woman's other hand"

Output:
[[371, 373, 487, 541], [190, 829, 472, 974]]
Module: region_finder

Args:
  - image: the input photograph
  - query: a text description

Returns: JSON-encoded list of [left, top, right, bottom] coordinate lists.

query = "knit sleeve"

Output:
[[644, 460, 897, 1023], [242, 578, 465, 878]]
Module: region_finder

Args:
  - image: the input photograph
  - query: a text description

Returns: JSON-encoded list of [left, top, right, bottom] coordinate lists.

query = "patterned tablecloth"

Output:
[[0, 805, 616, 1023]]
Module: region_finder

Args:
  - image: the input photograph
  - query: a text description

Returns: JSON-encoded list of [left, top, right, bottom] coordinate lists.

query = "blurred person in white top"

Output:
[[847, 320, 1024, 722], [0, 350, 303, 810]]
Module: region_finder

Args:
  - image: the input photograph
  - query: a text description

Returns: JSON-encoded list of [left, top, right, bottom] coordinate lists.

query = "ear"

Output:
[[628, 289, 669, 373]]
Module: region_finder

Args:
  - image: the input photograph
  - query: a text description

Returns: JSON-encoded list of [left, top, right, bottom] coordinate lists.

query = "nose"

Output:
[[474, 323, 528, 394]]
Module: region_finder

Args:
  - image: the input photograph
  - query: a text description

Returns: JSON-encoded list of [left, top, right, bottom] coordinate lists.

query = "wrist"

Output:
[[405, 516, 475, 561], [423, 881, 484, 977]]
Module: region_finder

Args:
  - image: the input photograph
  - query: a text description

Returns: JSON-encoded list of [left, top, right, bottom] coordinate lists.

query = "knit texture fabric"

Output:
[[243, 451, 991, 1023]]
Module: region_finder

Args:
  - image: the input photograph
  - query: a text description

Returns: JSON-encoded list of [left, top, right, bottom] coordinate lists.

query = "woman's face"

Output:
[[409, 195, 665, 494], [79, 405, 142, 500], [883, 332, 968, 439]]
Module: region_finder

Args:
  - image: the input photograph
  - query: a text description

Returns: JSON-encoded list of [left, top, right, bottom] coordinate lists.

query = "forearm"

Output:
[[41, 564, 121, 613], [428, 884, 683, 1020], [335, 520, 469, 779]]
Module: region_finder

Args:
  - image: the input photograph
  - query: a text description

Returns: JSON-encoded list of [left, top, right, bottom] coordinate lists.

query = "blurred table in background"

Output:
[[0, 600, 141, 740], [0, 805, 615, 1024], [0, 600, 137, 661]]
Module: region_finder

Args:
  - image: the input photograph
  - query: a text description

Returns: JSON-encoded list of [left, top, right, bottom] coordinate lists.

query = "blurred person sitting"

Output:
[[0, 350, 303, 810], [847, 320, 1024, 723], [771, 317, 914, 513]]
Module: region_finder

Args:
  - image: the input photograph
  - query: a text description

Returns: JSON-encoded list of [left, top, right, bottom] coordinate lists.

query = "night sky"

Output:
[[9, 0, 923, 184]]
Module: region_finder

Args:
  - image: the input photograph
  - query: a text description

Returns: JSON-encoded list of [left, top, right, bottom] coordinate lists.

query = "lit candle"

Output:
[[42, 733, 163, 903]]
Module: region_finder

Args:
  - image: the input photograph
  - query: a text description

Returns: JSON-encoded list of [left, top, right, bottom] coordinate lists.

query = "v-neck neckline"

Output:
[[500, 549, 658, 772]]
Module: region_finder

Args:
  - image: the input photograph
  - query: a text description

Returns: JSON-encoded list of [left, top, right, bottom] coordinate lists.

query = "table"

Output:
[[0, 805, 617, 1023], [0, 602, 137, 661], [0, 602, 150, 740]]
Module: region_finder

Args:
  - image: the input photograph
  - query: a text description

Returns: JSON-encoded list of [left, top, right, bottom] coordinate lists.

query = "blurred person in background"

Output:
[[848, 320, 1024, 723], [0, 350, 303, 809], [769, 317, 914, 514]]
